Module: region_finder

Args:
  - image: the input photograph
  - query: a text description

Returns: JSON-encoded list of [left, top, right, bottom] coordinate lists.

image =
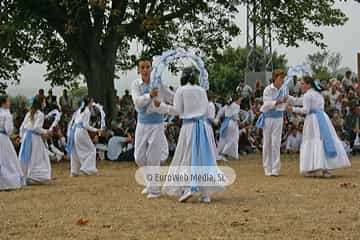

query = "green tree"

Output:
[[306, 50, 343, 81], [208, 47, 287, 95], [0, 0, 348, 121]]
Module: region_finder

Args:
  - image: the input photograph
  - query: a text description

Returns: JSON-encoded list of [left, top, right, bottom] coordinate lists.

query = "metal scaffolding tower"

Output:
[[245, 0, 273, 86]]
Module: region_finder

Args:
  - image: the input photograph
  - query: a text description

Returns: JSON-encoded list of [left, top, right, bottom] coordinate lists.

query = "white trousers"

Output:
[[262, 117, 283, 175], [134, 123, 168, 194]]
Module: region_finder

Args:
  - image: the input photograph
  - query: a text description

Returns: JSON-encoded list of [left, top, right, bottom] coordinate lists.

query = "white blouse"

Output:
[[0, 108, 14, 135], [20, 110, 48, 138]]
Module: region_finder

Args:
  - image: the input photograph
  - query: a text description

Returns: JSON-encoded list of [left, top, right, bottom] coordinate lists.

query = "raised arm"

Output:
[[131, 81, 152, 109]]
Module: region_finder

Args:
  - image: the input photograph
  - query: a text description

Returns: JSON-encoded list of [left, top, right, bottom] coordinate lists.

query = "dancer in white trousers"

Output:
[[131, 57, 174, 199], [19, 95, 52, 184], [215, 95, 245, 160], [285, 76, 351, 177], [0, 95, 24, 190], [256, 69, 288, 176], [163, 67, 225, 203], [67, 96, 102, 176]]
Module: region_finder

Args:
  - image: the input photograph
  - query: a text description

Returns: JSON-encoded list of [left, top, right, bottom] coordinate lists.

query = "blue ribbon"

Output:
[[183, 118, 217, 193], [137, 83, 163, 124], [219, 116, 236, 139], [66, 122, 84, 154], [19, 129, 40, 164], [256, 110, 284, 128], [309, 109, 337, 158], [0, 129, 6, 135]]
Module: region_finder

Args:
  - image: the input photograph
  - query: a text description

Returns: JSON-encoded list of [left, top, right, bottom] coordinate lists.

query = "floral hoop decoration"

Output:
[[150, 47, 209, 90], [281, 64, 312, 93], [92, 102, 106, 129], [46, 109, 62, 131]]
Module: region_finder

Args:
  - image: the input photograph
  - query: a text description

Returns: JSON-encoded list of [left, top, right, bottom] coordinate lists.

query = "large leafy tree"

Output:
[[306, 50, 343, 81], [0, 0, 349, 121], [208, 47, 287, 95]]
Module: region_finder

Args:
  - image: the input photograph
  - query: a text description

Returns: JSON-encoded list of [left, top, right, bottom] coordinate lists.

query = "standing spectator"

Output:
[[344, 105, 360, 154], [254, 80, 264, 98], [38, 89, 45, 98], [236, 79, 253, 110], [59, 89, 73, 115], [342, 70, 353, 92], [46, 89, 57, 113]]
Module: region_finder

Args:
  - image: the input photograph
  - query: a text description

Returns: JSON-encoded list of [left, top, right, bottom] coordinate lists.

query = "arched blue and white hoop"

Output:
[[150, 48, 209, 90], [282, 64, 312, 92]]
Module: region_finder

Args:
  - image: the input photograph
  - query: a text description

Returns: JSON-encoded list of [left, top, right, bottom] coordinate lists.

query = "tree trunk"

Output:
[[85, 57, 116, 127]]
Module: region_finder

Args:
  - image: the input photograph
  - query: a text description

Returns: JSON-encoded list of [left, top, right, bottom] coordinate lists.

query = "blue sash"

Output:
[[19, 129, 40, 164], [256, 86, 287, 129], [256, 110, 284, 129], [0, 129, 6, 135], [183, 118, 217, 193], [137, 83, 163, 124], [309, 109, 337, 158], [66, 122, 84, 154], [219, 116, 236, 138]]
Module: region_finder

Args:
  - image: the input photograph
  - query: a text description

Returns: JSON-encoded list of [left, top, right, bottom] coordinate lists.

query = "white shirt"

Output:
[[20, 110, 48, 138], [293, 89, 324, 115], [73, 107, 98, 132], [0, 108, 13, 135], [131, 78, 175, 115], [172, 83, 208, 119], [260, 84, 287, 113]]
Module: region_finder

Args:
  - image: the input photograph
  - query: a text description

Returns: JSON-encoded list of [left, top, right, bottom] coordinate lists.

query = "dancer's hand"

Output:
[[150, 88, 158, 98], [276, 97, 288, 105], [285, 105, 293, 112], [154, 99, 161, 107]]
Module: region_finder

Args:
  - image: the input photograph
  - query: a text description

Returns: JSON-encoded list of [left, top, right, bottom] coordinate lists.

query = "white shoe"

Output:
[[70, 173, 79, 177], [271, 173, 279, 177], [179, 190, 193, 203], [147, 193, 160, 199], [199, 195, 211, 203], [141, 188, 149, 195]]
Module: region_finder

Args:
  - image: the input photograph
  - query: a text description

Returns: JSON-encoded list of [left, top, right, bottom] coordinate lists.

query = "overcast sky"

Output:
[[6, 1, 360, 97]]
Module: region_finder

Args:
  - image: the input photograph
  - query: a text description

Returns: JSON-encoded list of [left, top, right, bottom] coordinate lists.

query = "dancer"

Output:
[[163, 67, 225, 203], [0, 95, 24, 190], [285, 76, 351, 177], [19, 96, 52, 184], [67, 96, 102, 176], [215, 95, 245, 161], [131, 57, 174, 199], [256, 69, 288, 176]]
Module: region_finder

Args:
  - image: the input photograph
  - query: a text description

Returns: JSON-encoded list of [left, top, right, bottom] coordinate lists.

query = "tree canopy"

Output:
[[0, 0, 350, 119]]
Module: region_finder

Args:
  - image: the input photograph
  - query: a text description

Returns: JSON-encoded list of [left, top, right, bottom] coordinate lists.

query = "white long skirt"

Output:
[[0, 134, 23, 190], [70, 128, 97, 175], [163, 122, 225, 196], [19, 134, 51, 184], [300, 113, 351, 174], [217, 120, 239, 159]]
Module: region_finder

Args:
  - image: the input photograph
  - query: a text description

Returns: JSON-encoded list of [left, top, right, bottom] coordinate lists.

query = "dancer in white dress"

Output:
[[131, 57, 174, 199], [163, 67, 225, 203], [67, 96, 102, 176], [215, 95, 248, 160], [256, 69, 288, 176], [285, 76, 351, 177], [0, 95, 24, 190], [19, 96, 52, 184]]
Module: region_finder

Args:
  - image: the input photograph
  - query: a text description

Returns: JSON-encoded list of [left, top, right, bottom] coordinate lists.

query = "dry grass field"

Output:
[[1, 154, 360, 240]]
